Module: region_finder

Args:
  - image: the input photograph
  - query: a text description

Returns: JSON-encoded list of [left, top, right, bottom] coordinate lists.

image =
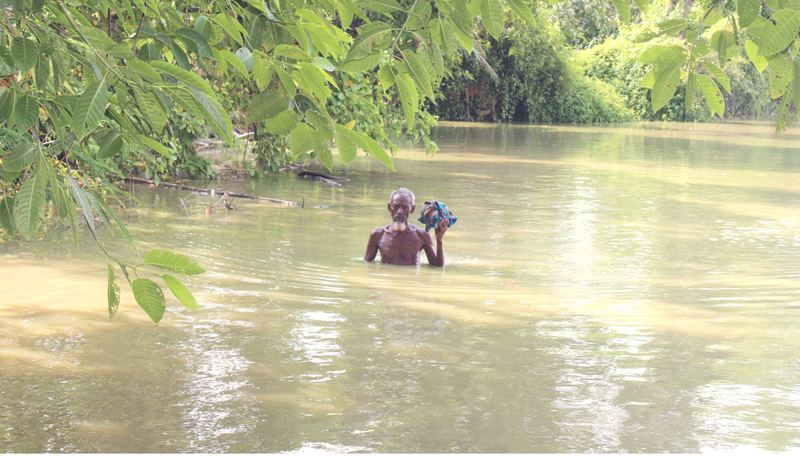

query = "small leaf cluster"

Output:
[[110, 249, 204, 323]]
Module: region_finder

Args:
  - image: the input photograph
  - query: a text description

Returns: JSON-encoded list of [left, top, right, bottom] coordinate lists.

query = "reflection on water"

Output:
[[1, 122, 800, 452]]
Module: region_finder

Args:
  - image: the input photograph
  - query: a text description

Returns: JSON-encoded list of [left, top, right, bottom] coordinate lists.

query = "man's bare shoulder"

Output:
[[369, 225, 391, 238], [372, 224, 393, 233]]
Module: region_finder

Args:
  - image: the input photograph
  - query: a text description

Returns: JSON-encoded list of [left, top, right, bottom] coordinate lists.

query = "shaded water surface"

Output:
[[2, 122, 800, 452]]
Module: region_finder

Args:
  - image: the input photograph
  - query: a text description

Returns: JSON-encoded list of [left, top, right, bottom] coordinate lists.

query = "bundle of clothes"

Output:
[[418, 201, 457, 231]]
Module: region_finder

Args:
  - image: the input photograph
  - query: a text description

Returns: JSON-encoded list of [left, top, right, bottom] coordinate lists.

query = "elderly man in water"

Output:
[[364, 188, 449, 266]]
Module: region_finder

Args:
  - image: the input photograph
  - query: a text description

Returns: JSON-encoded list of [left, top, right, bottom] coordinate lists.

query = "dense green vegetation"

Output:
[[432, 0, 775, 124], [431, 11, 634, 123], [0, 0, 797, 321]]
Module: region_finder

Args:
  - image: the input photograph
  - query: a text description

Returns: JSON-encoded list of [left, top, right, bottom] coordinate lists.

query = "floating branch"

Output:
[[124, 176, 300, 207]]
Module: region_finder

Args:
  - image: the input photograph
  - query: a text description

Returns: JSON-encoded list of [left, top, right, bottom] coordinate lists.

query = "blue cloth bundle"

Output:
[[418, 201, 457, 231]]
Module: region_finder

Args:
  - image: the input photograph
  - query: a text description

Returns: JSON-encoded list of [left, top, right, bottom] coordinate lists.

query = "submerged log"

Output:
[[296, 170, 350, 180], [124, 176, 300, 207]]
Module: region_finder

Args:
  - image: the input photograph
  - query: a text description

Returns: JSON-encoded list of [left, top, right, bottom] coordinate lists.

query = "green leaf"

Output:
[[0, 87, 13, 122], [343, 24, 392, 61], [14, 168, 46, 239], [768, 52, 793, 98], [692, 37, 713, 59], [296, 62, 331, 103], [264, 110, 301, 135], [131, 278, 166, 323], [162, 274, 199, 309], [219, 49, 250, 76], [14, 95, 39, 133], [467, 0, 481, 18], [352, 130, 394, 170], [634, 29, 658, 43], [335, 124, 358, 164], [253, 56, 274, 90], [162, 85, 203, 118], [11, 37, 38, 75], [275, 65, 297, 98], [651, 47, 687, 112], [289, 122, 315, 157], [438, 18, 457, 55], [176, 28, 214, 58], [82, 27, 115, 50], [402, 50, 435, 100], [0, 196, 15, 235], [738, 0, 761, 28], [306, 109, 334, 139], [127, 59, 162, 83], [97, 130, 123, 159], [745, 40, 769, 72], [702, 61, 731, 94], [442, 0, 472, 30], [245, 89, 288, 123], [274, 44, 311, 60], [2, 141, 35, 173], [453, 25, 474, 53], [395, 72, 418, 128], [338, 52, 381, 73], [214, 13, 244, 46], [711, 30, 731, 67], [506, 0, 536, 26], [312, 57, 336, 71], [143, 249, 206, 275], [236, 47, 256, 71], [378, 63, 396, 89], [107, 264, 120, 320], [190, 88, 235, 146], [35, 58, 50, 90], [611, 0, 631, 25], [195, 16, 214, 41], [355, 0, 403, 15], [138, 135, 172, 158], [407, 0, 432, 30], [759, 9, 800, 56], [481, 0, 503, 38], [311, 129, 333, 170], [133, 87, 167, 133], [640, 68, 655, 89], [694, 74, 725, 116], [137, 43, 161, 62], [171, 40, 192, 71], [658, 19, 688, 36], [149, 60, 215, 98], [0, 45, 15, 76], [66, 174, 95, 234], [73, 81, 108, 140]]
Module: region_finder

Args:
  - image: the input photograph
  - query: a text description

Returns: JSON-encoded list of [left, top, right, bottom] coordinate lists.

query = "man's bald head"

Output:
[[390, 188, 415, 205]]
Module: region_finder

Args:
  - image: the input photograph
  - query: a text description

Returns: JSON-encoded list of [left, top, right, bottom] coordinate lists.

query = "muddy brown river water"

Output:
[[1, 121, 799, 452]]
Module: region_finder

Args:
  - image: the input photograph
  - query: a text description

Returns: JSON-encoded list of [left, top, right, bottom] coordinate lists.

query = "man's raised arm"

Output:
[[422, 218, 448, 267]]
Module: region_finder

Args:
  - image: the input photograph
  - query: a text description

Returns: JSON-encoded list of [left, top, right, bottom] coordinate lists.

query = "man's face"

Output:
[[388, 194, 415, 232]]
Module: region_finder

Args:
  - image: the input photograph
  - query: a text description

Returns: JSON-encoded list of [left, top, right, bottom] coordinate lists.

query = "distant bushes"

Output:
[[580, 34, 773, 121], [431, 8, 773, 125], [431, 12, 633, 124], [579, 34, 711, 122]]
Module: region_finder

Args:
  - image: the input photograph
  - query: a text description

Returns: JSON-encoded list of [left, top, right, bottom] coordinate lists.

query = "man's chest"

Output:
[[378, 233, 423, 262]]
